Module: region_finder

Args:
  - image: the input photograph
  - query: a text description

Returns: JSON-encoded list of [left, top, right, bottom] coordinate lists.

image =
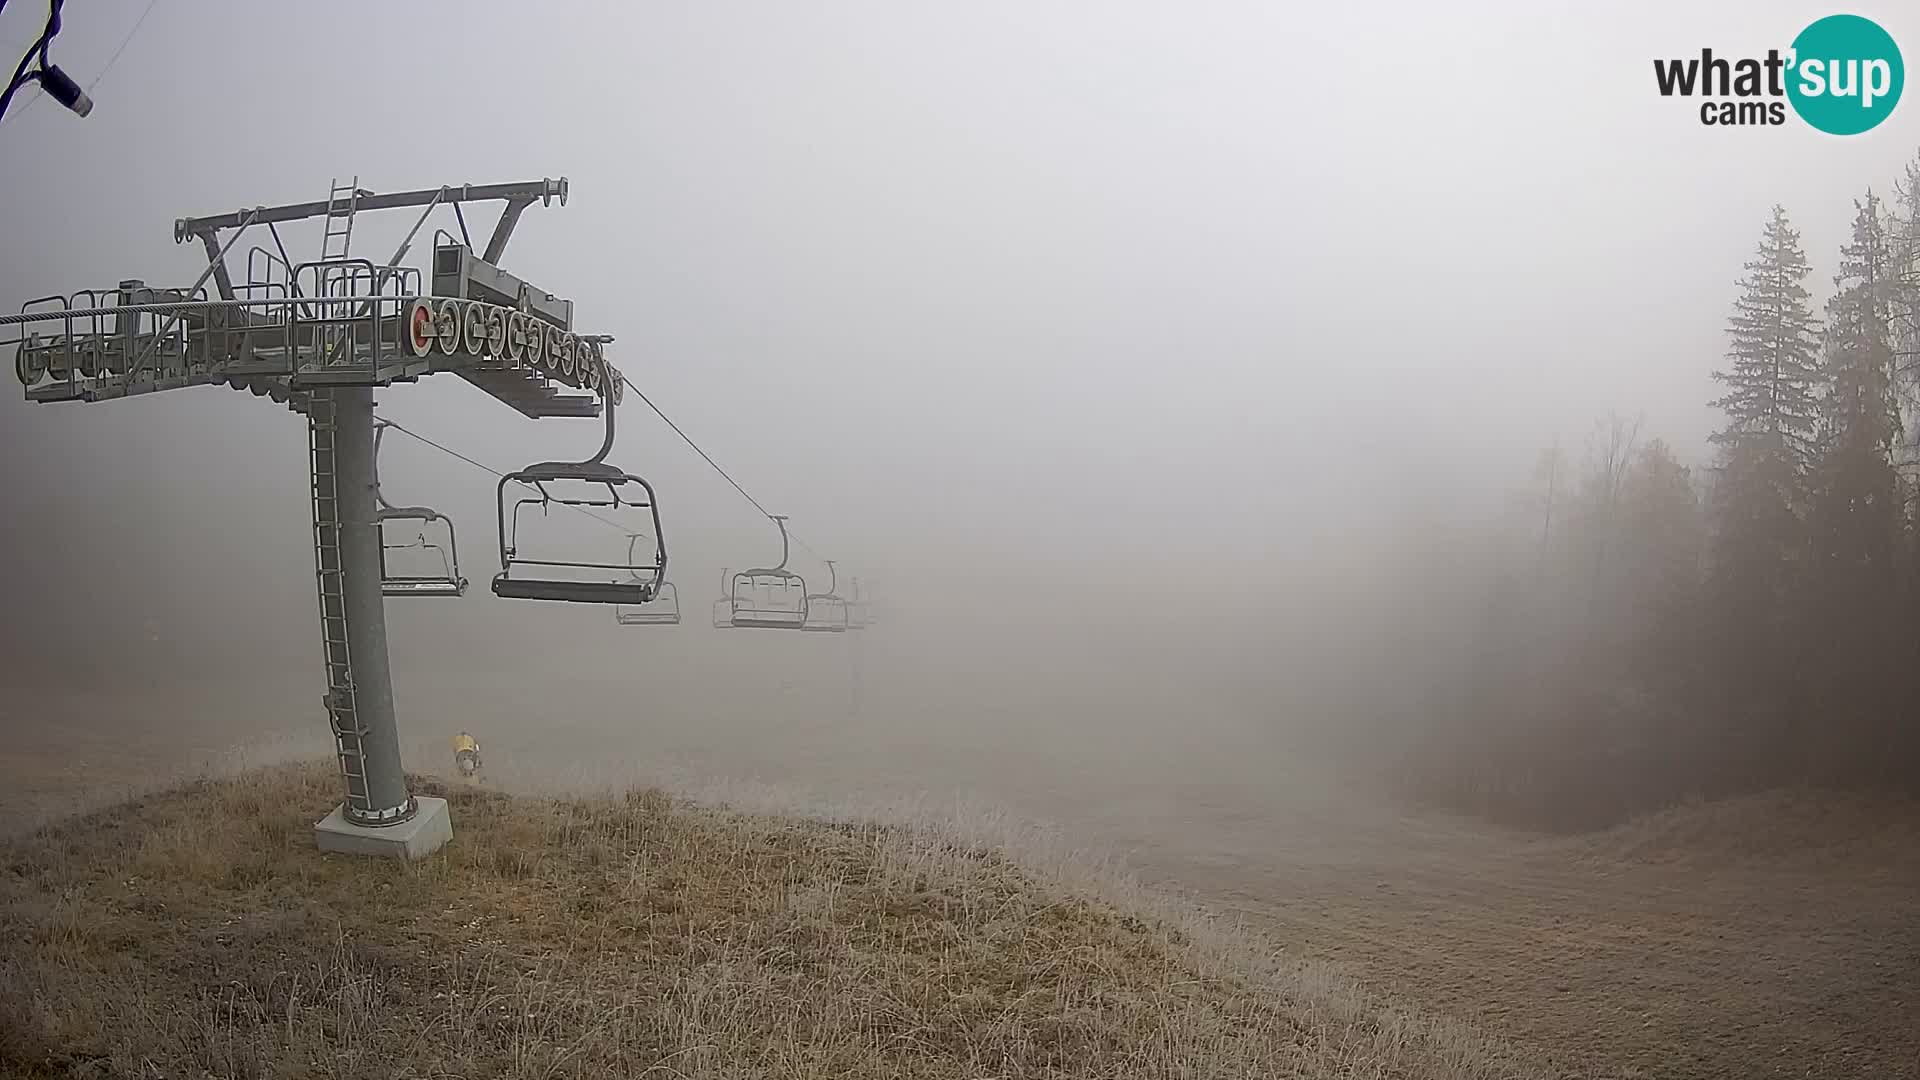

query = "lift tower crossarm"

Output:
[[172, 179, 568, 241], [194, 229, 238, 302], [483, 197, 535, 265]]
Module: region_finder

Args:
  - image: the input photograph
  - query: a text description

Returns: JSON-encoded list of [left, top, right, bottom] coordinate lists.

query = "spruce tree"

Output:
[[1891, 151, 1920, 439], [1894, 152, 1920, 779], [1808, 192, 1904, 781], [1705, 207, 1820, 786], [1712, 205, 1824, 473], [1814, 193, 1901, 526]]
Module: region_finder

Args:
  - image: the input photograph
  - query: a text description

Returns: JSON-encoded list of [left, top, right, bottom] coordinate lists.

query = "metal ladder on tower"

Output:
[[315, 178, 362, 368], [322, 176, 360, 261], [308, 392, 373, 815]]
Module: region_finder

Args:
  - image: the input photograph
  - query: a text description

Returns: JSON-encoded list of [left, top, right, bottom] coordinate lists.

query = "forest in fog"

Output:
[[1387, 150, 1920, 830]]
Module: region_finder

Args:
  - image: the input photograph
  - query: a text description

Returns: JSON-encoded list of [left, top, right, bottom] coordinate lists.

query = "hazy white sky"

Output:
[[2, 1, 1917, 681]]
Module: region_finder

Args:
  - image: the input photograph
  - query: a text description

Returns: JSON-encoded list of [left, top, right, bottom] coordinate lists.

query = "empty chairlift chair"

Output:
[[492, 397, 667, 604], [715, 515, 809, 629], [614, 535, 681, 626], [847, 576, 874, 631], [373, 422, 468, 597], [801, 559, 850, 633]]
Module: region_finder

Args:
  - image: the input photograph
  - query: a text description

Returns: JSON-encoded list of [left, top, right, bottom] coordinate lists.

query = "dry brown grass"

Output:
[[0, 761, 1542, 1079], [1557, 786, 1920, 871]]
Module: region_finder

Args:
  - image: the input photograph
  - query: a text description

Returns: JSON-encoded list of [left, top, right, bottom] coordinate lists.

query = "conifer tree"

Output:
[[1712, 206, 1823, 472], [1892, 152, 1920, 772], [1890, 152, 1920, 446], [1814, 193, 1901, 536], [1705, 207, 1821, 784], [1808, 192, 1904, 780]]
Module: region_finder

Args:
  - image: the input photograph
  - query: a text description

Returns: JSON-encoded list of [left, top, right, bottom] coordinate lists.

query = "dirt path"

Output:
[[3, 676, 1914, 1079]]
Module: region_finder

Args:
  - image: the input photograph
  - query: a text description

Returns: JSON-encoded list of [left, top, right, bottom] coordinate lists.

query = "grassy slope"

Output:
[[1559, 786, 1920, 870], [0, 762, 1538, 1080]]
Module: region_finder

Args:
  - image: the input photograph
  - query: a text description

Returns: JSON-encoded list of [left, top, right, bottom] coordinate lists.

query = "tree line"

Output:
[[1397, 151, 1920, 831]]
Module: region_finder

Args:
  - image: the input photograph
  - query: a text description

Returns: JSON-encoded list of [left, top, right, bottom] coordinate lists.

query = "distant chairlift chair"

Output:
[[374, 422, 468, 598], [614, 534, 681, 625], [847, 576, 873, 631], [801, 559, 850, 633], [714, 515, 808, 629], [492, 395, 667, 605]]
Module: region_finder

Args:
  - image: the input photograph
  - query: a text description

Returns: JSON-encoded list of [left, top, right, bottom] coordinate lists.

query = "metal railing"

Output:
[[11, 270, 417, 396]]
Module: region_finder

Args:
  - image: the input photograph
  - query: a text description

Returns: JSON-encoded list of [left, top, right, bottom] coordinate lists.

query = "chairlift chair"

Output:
[[492, 396, 668, 604], [847, 576, 873, 631], [716, 515, 809, 629], [801, 559, 850, 633], [374, 422, 468, 597], [614, 535, 681, 625], [380, 528, 465, 597]]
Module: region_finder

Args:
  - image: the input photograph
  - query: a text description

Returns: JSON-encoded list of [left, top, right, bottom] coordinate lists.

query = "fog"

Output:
[[2, 1, 1917, 798]]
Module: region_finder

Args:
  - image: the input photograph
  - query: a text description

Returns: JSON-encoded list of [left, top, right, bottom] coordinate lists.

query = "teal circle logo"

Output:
[[1787, 14, 1904, 135]]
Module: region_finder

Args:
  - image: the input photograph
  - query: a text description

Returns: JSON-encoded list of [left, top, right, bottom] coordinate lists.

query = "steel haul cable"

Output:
[[372, 414, 640, 539], [377, 373, 842, 575], [617, 374, 828, 564]]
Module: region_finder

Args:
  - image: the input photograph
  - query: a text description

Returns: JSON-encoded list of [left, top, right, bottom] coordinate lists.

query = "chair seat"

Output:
[[729, 613, 807, 629], [383, 578, 466, 597], [492, 576, 654, 605], [615, 612, 682, 626]]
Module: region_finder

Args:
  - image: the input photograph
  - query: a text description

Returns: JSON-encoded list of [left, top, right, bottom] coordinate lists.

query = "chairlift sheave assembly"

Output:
[[492, 395, 668, 605], [614, 534, 682, 625], [372, 421, 468, 597], [713, 514, 809, 629]]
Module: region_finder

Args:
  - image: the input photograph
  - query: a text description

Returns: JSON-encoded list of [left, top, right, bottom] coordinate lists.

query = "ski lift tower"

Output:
[[5, 177, 627, 859]]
